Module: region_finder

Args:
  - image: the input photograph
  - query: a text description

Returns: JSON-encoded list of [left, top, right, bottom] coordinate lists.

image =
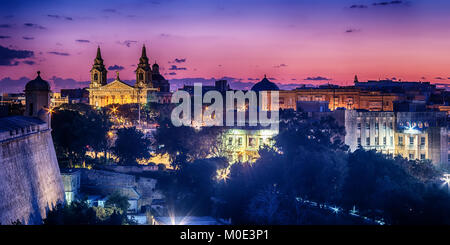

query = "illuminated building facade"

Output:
[[393, 112, 447, 164], [344, 110, 396, 156], [279, 87, 401, 111], [222, 128, 278, 163], [344, 110, 448, 166], [50, 92, 69, 107], [88, 46, 170, 107]]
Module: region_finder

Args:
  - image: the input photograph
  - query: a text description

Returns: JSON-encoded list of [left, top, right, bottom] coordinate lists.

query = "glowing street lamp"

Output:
[[110, 106, 118, 114], [216, 167, 231, 182], [330, 206, 341, 214], [46, 106, 54, 129], [441, 173, 450, 192]]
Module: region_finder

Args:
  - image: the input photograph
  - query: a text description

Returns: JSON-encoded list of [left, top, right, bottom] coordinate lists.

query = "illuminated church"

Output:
[[88, 45, 171, 107]]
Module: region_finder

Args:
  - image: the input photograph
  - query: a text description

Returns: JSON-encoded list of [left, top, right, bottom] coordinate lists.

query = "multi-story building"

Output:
[[279, 86, 402, 111], [394, 111, 447, 164], [50, 92, 69, 107], [88, 45, 171, 107], [222, 127, 278, 163], [344, 110, 448, 166], [344, 110, 396, 156]]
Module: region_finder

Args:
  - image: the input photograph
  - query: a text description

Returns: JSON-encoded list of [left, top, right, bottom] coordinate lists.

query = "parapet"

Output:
[[0, 116, 48, 142]]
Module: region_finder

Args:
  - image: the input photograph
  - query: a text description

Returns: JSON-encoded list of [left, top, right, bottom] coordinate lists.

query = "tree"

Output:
[[152, 119, 224, 169], [44, 201, 133, 225], [105, 192, 130, 213], [51, 110, 89, 167], [51, 106, 112, 168], [158, 157, 228, 216], [246, 185, 295, 224], [112, 127, 151, 165]]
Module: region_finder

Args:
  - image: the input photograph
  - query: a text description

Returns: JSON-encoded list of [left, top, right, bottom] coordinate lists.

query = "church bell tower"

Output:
[[90, 46, 107, 88], [135, 44, 152, 88]]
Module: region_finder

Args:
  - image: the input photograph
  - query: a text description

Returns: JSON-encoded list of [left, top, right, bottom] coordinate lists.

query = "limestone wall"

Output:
[[0, 128, 64, 225]]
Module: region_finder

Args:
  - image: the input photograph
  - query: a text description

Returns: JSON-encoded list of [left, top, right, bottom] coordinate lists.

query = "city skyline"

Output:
[[1, 0, 450, 92]]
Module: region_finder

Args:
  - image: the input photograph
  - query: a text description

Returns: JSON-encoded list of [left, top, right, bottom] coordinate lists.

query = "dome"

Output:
[[251, 75, 279, 92], [152, 73, 167, 82], [25, 71, 50, 91]]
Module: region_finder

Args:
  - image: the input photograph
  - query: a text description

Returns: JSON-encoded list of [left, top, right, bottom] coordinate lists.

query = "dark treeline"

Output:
[[50, 103, 450, 225], [154, 110, 450, 225]]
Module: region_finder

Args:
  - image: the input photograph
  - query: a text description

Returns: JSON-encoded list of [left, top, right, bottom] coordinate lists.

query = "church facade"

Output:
[[88, 45, 171, 108]]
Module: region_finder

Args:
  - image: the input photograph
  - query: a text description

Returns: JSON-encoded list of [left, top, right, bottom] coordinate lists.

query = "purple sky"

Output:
[[1, 0, 450, 92]]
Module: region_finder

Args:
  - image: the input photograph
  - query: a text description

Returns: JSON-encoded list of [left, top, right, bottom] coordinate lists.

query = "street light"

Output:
[[46, 106, 54, 129], [441, 173, 450, 192], [110, 106, 118, 114]]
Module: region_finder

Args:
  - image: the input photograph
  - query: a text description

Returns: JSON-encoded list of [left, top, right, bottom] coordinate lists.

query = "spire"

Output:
[[139, 44, 149, 65], [37, 71, 41, 78], [141, 44, 147, 58], [354, 75, 359, 83], [96, 46, 102, 60], [116, 71, 120, 80]]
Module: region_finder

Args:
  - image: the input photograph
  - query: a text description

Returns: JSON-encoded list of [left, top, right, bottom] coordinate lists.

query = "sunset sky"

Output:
[[1, 0, 450, 92]]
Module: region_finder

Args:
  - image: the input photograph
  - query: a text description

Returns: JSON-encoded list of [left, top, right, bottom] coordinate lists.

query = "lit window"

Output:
[[420, 137, 425, 146], [249, 137, 255, 147], [410, 136, 414, 145], [398, 136, 403, 145], [383, 137, 386, 145]]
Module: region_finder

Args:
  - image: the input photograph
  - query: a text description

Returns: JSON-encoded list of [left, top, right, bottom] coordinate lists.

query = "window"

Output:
[[249, 137, 255, 147], [375, 137, 379, 145], [366, 137, 370, 146], [383, 137, 386, 145], [420, 137, 425, 146], [259, 138, 263, 147], [410, 136, 414, 145], [94, 73, 98, 81], [383, 122, 387, 129], [357, 137, 361, 146], [398, 136, 403, 145], [389, 122, 393, 129], [366, 123, 370, 130], [390, 136, 393, 145], [228, 137, 233, 146], [238, 137, 242, 146], [420, 154, 426, 160], [357, 123, 361, 130], [409, 154, 414, 159], [139, 73, 144, 81], [375, 123, 379, 130]]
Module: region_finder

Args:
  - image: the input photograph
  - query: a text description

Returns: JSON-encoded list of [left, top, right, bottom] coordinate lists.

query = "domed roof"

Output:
[[251, 75, 279, 92], [152, 73, 167, 82], [25, 71, 50, 91]]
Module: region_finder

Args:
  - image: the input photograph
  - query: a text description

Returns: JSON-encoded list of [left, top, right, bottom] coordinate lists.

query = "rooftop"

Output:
[[0, 116, 45, 133]]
